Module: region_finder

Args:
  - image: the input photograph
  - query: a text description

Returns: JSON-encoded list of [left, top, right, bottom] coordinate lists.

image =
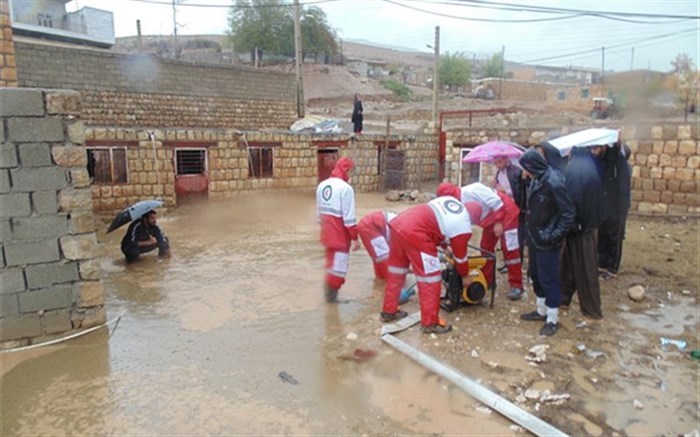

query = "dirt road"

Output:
[[1, 192, 698, 435]]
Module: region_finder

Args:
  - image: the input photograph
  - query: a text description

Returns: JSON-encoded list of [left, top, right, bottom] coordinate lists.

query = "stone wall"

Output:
[[0, 0, 17, 87], [0, 88, 105, 348], [13, 40, 297, 130], [443, 123, 700, 215], [85, 127, 438, 212]]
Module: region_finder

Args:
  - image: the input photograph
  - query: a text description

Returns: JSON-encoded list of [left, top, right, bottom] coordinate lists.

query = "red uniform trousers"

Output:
[[382, 231, 443, 327], [480, 218, 522, 289], [357, 222, 389, 280], [324, 247, 350, 290]]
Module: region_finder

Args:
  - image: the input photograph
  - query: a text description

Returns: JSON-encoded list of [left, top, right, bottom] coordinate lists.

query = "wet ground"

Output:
[[2, 192, 698, 436]]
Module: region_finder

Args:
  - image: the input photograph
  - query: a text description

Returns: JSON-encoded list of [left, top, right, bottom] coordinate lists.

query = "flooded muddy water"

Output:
[[2, 192, 698, 436]]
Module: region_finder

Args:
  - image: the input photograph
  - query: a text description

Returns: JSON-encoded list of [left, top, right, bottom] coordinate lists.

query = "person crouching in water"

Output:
[[357, 210, 397, 281], [519, 149, 575, 336], [380, 194, 472, 334], [316, 157, 360, 303], [121, 210, 171, 263], [436, 181, 524, 300]]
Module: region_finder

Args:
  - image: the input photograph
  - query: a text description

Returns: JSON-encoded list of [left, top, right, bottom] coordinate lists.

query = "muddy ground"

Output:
[[1, 191, 698, 436]]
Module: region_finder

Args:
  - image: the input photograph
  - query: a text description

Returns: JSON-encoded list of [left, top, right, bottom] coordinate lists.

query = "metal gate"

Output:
[[383, 149, 405, 190]]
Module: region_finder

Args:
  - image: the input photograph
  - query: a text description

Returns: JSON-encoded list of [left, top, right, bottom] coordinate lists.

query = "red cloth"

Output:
[[358, 211, 391, 279]]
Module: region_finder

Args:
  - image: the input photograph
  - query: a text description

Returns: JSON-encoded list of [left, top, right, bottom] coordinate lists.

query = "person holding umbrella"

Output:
[[120, 210, 171, 263]]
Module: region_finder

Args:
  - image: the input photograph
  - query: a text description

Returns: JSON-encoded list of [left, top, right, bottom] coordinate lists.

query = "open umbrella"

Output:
[[549, 128, 619, 156], [462, 141, 524, 163], [107, 199, 164, 233]]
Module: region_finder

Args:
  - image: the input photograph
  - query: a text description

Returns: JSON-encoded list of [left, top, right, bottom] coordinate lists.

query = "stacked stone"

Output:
[[0, 88, 105, 348], [628, 124, 699, 214], [0, 0, 17, 87]]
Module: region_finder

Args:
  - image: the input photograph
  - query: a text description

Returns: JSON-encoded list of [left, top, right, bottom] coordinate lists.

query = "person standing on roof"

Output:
[[437, 182, 524, 301], [380, 191, 473, 334], [357, 210, 397, 281], [351, 93, 363, 134], [316, 157, 360, 303]]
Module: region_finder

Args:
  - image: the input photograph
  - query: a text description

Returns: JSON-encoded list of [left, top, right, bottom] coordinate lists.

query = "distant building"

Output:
[[510, 63, 601, 85], [9, 0, 114, 47]]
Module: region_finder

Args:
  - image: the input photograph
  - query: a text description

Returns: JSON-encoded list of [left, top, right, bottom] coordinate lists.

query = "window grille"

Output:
[[87, 147, 128, 184], [248, 147, 274, 178], [175, 149, 207, 175]]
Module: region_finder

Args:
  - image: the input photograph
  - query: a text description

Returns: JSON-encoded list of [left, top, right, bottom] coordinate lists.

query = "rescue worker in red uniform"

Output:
[[316, 157, 360, 303], [437, 182, 524, 300], [380, 195, 472, 334], [357, 210, 397, 280]]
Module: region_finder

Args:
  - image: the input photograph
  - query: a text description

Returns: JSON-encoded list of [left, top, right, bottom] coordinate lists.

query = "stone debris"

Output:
[[475, 406, 493, 415], [539, 390, 570, 405], [628, 285, 645, 302], [524, 389, 540, 400], [682, 289, 692, 296], [526, 344, 549, 363], [510, 425, 524, 432], [633, 399, 644, 410], [384, 189, 435, 202], [515, 393, 527, 403], [471, 350, 479, 358], [346, 332, 358, 341], [487, 361, 499, 369]]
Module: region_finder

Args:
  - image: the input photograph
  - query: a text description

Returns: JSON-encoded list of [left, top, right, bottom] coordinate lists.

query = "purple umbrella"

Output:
[[462, 141, 524, 163]]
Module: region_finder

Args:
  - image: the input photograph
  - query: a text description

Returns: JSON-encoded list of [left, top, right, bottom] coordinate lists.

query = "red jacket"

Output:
[[439, 182, 519, 229], [390, 196, 472, 277], [316, 158, 358, 249]]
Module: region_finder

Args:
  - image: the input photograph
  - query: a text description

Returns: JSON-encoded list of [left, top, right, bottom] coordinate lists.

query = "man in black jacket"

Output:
[[519, 149, 575, 336], [561, 146, 605, 319], [121, 210, 171, 263]]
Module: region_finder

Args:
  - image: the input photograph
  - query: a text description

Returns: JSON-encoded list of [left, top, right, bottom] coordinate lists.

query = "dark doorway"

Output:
[[383, 150, 405, 190]]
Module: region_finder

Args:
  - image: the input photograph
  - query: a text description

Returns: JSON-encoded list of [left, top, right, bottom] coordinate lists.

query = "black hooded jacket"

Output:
[[519, 149, 575, 251], [601, 143, 632, 219], [564, 147, 604, 234], [538, 141, 567, 173]]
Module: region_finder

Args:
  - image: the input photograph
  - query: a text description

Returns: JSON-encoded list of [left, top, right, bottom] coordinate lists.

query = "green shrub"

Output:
[[381, 79, 412, 100]]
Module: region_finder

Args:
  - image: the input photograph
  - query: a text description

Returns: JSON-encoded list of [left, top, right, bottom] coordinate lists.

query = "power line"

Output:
[[119, 0, 338, 7]]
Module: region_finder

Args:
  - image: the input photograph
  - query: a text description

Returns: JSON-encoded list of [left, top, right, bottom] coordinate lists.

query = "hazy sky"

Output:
[[64, 0, 699, 72]]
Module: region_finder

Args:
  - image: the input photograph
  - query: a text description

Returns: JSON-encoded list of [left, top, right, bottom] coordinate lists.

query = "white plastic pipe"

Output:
[[381, 333, 569, 437]]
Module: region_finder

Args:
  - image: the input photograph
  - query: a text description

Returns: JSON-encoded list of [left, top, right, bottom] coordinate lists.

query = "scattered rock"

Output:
[[278, 371, 299, 385], [633, 399, 644, 410], [628, 285, 645, 302], [682, 289, 692, 296], [487, 361, 499, 369], [385, 190, 401, 201], [346, 332, 358, 341], [515, 394, 527, 403], [575, 343, 587, 354], [509, 425, 524, 433], [410, 189, 420, 200], [416, 192, 435, 203], [471, 350, 479, 358], [539, 390, 570, 405], [524, 388, 541, 400], [526, 344, 549, 363], [475, 406, 493, 415]]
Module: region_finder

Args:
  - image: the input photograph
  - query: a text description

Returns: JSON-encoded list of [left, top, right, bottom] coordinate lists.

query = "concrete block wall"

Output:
[[14, 40, 297, 130], [0, 88, 105, 349], [443, 123, 700, 215], [85, 127, 439, 212], [0, 0, 17, 87]]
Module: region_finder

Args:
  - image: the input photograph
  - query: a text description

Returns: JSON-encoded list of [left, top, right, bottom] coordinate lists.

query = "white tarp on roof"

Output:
[[290, 115, 344, 134]]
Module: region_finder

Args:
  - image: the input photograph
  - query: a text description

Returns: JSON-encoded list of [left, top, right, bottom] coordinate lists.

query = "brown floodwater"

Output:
[[1, 192, 698, 436]]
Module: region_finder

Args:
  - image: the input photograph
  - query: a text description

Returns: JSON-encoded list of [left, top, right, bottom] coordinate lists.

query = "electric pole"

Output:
[[630, 47, 635, 70], [293, 0, 305, 118], [431, 26, 440, 124], [601, 46, 605, 82], [498, 45, 505, 100], [172, 0, 179, 59]]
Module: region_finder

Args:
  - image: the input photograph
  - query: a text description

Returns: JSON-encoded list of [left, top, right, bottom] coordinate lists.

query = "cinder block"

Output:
[[25, 261, 78, 289], [7, 117, 64, 143], [0, 268, 26, 293], [18, 284, 73, 313], [0, 314, 42, 342], [1, 294, 20, 317], [11, 215, 69, 240], [42, 308, 72, 334], [0, 220, 10, 243], [0, 169, 9, 194], [10, 167, 67, 192], [0, 88, 45, 117], [0, 143, 17, 168], [4, 239, 60, 266], [31, 191, 58, 214], [0, 193, 31, 218], [18, 143, 52, 167]]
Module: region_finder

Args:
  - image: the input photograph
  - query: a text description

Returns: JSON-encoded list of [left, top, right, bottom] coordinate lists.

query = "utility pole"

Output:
[[498, 45, 505, 100], [431, 26, 440, 124], [601, 46, 605, 82], [136, 20, 143, 53], [171, 0, 179, 59], [630, 47, 635, 70], [293, 0, 305, 118]]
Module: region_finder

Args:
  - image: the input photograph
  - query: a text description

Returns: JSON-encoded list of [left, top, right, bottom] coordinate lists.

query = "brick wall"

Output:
[[0, 0, 17, 87], [13, 40, 297, 130], [84, 127, 438, 212], [443, 123, 699, 215], [0, 88, 105, 348]]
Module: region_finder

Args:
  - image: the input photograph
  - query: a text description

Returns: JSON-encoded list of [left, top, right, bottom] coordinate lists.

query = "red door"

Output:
[[174, 148, 208, 203], [317, 149, 338, 182]]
